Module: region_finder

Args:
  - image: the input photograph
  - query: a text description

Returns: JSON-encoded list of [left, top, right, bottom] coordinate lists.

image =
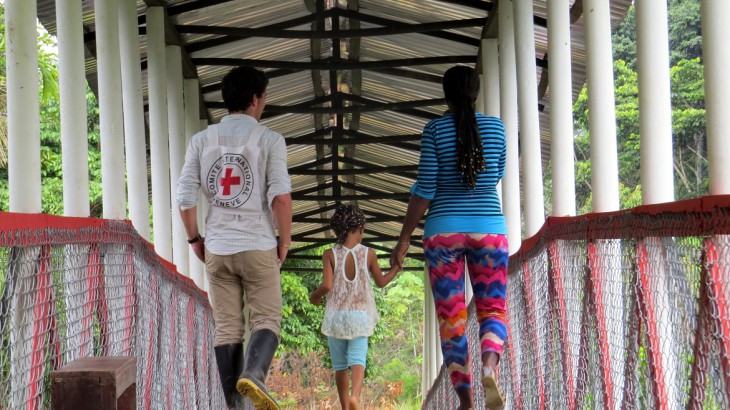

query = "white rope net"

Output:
[[0, 217, 225, 409], [423, 197, 730, 410]]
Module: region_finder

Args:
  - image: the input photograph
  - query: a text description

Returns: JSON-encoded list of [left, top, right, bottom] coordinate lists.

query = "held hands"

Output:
[[390, 240, 410, 272]]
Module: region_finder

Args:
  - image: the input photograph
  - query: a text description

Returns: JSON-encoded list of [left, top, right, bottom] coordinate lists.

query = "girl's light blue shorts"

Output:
[[327, 336, 368, 371]]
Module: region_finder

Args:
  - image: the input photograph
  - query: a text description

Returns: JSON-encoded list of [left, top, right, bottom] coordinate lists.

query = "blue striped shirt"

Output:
[[411, 113, 507, 238]]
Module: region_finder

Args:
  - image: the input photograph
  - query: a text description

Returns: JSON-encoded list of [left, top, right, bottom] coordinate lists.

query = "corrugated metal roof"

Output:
[[35, 0, 632, 258]]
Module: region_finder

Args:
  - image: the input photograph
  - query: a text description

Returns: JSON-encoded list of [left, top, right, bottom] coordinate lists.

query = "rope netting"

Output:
[[0, 213, 225, 409], [423, 196, 730, 410]]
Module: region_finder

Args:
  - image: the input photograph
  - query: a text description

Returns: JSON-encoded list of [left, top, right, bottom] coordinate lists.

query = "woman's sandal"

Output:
[[482, 367, 505, 409]]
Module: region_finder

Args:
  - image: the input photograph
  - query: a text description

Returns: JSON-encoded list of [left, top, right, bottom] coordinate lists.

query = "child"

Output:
[[309, 204, 400, 410]]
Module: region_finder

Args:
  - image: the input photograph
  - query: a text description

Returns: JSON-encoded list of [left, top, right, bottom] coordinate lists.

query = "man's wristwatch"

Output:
[[187, 234, 202, 244]]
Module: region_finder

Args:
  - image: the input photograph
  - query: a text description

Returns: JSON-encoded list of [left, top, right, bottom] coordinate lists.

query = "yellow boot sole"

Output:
[[236, 377, 280, 410]]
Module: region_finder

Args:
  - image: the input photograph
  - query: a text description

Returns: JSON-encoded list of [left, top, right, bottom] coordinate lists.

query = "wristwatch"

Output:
[[187, 234, 202, 244]]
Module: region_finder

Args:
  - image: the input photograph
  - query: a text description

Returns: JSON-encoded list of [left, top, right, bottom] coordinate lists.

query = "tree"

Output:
[[613, 0, 703, 70]]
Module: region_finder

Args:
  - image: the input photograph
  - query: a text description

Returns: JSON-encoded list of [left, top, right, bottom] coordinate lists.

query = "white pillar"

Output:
[[548, 0, 576, 216], [422, 266, 442, 393], [481, 38, 501, 118], [513, 0, 545, 238], [147, 7, 173, 261], [585, 3, 624, 407], [167, 45, 189, 275], [636, 0, 674, 204], [498, 0, 522, 254], [57, 0, 89, 217], [476, 74, 485, 114], [118, 0, 150, 239], [702, 0, 730, 195], [6, 0, 41, 213], [584, 0, 620, 212], [94, 0, 127, 219], [184, 79, 206, 287], [635, 11, 678, 401], [198, 115, 210, 292]]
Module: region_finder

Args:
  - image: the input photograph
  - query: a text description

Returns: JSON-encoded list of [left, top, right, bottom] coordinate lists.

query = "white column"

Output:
[[94, 0, 127, 219], [481, 38, 501, 118], [702, 0, 730, 195], [635, 10, 677, 404], [513, 0, 545, 237], [548, 0, 576, 216], [476, 74, 485, 114], [167, 45, 189, 275], [498, 0, 522, 254], [585, 3, 624, 407], [118, 0, 150, 239], [422, 266, 442, 393], [57, 0, 89, 217], [198, 131, 211, 293], [584, 0, 620, 212], [184, 79, 206, 287], [636, 0, 674, 204], [6, 0, 41, 213], [147, 7, 173, 261]]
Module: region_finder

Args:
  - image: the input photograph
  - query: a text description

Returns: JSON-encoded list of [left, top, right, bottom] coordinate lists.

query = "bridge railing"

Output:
[[0, 213, 225, 409], [423, 196, 730, 410]]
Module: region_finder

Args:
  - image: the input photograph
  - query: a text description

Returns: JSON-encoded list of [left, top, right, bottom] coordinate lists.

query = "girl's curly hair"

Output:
[[329, 204, 366, 244]]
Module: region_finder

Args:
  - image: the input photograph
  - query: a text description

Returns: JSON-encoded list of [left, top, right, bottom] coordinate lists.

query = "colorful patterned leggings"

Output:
[[423, 233, 508, 392]]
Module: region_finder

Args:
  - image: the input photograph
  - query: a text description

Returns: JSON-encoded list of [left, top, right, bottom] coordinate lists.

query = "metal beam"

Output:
[[184, 13, 321, 53], [206, 97, 443, 113], [176, 17, 486, 39], [289, 165, 417, 176], [291, 192, 411, 200], [190, 55, 477, 70], [338, 8, 481, 46], [282, 266, 424, 273]]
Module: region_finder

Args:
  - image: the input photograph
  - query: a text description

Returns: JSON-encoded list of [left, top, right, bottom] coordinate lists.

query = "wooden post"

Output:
[[51, 356, 136, 410]]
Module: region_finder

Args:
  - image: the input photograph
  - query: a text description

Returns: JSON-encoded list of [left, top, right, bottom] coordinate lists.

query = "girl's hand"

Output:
[[309, 293, 322, 306]]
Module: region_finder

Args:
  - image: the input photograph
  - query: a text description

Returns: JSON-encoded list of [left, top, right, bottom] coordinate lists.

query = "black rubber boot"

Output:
[[214, 343, 244, 409], [236, 329, 280, 410]]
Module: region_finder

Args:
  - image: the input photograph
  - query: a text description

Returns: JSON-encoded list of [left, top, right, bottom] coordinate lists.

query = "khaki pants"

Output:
[[205, 248, 282, 346]]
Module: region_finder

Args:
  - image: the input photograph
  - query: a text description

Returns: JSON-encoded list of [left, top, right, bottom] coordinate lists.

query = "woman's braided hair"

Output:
[[329, 203, 366, 244], [443, 65, 485, 189]]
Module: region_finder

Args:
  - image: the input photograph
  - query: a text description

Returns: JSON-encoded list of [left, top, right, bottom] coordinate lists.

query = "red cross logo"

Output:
[[220, 167, 241, 195]]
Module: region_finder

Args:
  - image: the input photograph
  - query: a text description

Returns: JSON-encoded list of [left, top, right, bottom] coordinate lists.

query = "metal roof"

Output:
[[36, 0, 632, 264]]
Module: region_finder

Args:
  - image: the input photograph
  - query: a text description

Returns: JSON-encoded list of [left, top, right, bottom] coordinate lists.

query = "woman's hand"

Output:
[[390, 241, 410, 271]]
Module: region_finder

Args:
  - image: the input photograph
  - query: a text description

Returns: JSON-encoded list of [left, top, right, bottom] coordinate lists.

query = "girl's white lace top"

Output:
[[321, 244, 379, 339]]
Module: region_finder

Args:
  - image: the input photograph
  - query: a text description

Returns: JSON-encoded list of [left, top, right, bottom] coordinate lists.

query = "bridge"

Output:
[[1, 0, 730, 408]]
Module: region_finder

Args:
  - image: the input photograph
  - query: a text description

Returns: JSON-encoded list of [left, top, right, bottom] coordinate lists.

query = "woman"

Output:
[[391, 65, 508, 409]]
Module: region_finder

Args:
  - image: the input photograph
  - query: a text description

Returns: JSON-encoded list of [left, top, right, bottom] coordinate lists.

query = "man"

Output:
[[176, 66, 291, 410]]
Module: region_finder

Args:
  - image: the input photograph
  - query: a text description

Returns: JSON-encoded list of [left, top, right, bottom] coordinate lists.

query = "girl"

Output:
[[310, 204, 399, 409]]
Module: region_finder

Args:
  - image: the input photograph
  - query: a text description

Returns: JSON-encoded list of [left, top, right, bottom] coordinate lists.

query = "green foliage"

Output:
[[667, 0, 702, 65], [280, 270, 328, 354], [613, 0, 703, 70], [279, 245, 330, 355], [612, 5, 637, 69]]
